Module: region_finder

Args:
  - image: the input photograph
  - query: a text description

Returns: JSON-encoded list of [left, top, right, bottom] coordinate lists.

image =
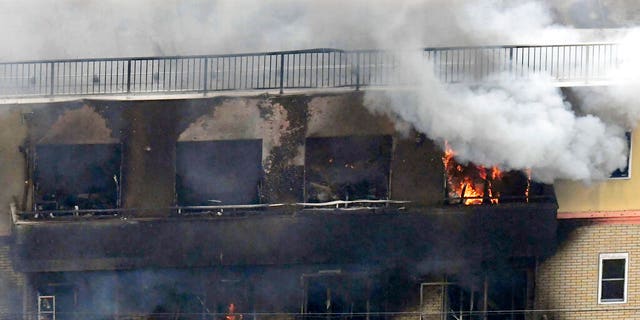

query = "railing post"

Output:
[[49, 62, 55, 96], [203, 57, 209, 95], [355, 52, 360, 91], [126, 59, 132, 93], [509, 47, 514, 76], [585, 45, 590, 83], [279, 53, 285, 94]]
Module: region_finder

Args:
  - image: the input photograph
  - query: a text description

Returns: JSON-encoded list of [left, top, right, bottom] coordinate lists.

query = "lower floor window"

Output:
[[599, 253, 628, 304]]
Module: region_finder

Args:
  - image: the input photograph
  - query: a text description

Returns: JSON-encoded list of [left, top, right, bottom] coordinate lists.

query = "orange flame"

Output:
[[225, 303, 243, 320], [443, 143, 502, 205], [524, 168, 532, 203]]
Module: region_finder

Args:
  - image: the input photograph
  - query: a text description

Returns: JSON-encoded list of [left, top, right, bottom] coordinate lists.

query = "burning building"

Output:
[[0, 42, 628, 320]]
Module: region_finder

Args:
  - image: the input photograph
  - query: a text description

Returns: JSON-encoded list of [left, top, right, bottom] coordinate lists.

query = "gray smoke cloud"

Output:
[[0, 0, 639, 182], [0, 0, 610, 61], [359, 1, 639, 183]]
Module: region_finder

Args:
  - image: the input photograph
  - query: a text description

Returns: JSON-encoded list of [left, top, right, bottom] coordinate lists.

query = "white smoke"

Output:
[[573, 29, 640, 128], [0, 0, 639, 182], [360, 1, 638, 183], [0, 0, 605, 61]]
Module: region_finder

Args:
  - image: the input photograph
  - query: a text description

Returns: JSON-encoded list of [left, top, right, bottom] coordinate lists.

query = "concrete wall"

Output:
[[0, 92, 445, 222], [0, 108, 28, 236], [0, 239, 25, 318], [536, 222, 640, 320], [554, 129, 640, 214]]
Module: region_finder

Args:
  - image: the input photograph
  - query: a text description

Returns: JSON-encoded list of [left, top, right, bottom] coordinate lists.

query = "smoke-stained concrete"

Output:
[[0, 108, 28, 236], [121, 101, 179, 213], [2, 92, 453, 216]]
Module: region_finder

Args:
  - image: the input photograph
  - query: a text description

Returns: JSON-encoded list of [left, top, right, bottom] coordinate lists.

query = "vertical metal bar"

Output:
[[356, 52, 360, 91], [49, 62, 55, 96], [216, 57, 221, 90], [263, 56, 268, 88], [226, 57, 230, 89], [203, 58, 209, 93], [298, 53, 302, 87], [279, 53, 285, 94], [126, 60, 132, 93], [109, 61, 113, 93], [191, 58, 196, 90], [232, 56, 236, 89], [62, 62, 67, 94], [251, 55, 255, 88], [482, 276, 488, 320], [320, 52, 325, 86], [244, 56, 248, 89]]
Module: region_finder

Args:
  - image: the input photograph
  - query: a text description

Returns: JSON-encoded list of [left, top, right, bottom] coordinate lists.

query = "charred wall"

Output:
[[6, 92, 444, 216], [0, 107, 28, 236], [0, 91, 558, 276], [13, 203, 557, 272]]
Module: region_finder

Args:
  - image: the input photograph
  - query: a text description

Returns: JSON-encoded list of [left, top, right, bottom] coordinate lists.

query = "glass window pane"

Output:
[[601, 280, 625, 301], [602, 259, 626, 279]]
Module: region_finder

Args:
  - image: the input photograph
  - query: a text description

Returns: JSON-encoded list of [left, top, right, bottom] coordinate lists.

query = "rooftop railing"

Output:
[[0, 44, 619, 99]]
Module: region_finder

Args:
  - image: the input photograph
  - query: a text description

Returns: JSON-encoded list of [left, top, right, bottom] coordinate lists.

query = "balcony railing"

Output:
[[0, 44, 619, 99]]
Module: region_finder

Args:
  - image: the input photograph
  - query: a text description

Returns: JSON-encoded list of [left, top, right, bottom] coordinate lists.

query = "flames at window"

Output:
[[442, 144, 503, 205], [443, 143, 536, 205]]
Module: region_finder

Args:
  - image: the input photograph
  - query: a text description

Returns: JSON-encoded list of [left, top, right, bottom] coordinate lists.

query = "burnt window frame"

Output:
[[304, 135, 393, 203], [175, 139, 264, 206], [598, 252, 628, 304], [32, 143, 123, 211], [610, 132, 632, 179]]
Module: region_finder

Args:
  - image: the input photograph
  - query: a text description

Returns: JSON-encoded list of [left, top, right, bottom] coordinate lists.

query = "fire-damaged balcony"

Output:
[[12, 129, 557, 273], [8, 96, 559, 320], [0, 43, 620, 99], [12, 202, 557, 272], [13, 93, 557, 272]]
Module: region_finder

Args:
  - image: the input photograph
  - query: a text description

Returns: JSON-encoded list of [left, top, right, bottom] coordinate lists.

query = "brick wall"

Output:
[[535, 222, 640, 320], [420, 285, 444, 320], [0, 237, 25, 318]]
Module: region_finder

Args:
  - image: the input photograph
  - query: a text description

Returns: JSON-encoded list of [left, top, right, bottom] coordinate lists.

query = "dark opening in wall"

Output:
[[34, 143, 121, 210], [303, 273, 370, 317], [305, 135, 392, 202], [176, 139, 263, 206], [610, 132, 631, 179]]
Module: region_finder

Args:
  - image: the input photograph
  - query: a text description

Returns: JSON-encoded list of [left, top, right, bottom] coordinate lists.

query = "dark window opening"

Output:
[[305, 135, 392, 202], [421, 269, 531, 320], [611, 132, 631, 179], [34, 278, 78, 320], [176, 139, 263, 206], [303, 273, 370, 319], [34, 143, 121, 210]]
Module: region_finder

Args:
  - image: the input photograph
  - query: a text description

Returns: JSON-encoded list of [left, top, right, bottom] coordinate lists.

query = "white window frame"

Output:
[[598, 252, 628, 304]]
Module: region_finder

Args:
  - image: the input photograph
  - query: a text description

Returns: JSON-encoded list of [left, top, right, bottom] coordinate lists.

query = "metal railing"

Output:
[[0, 44, 620, 99], [15, 200, 410, 221]]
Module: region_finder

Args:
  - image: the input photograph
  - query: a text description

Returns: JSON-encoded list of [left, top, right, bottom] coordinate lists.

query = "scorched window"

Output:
[[34, 143, 121, 211], [176, 139, 263, 206]]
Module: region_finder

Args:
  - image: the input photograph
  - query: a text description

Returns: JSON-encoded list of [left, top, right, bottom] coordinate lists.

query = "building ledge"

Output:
[[558, 210, 640, 224]]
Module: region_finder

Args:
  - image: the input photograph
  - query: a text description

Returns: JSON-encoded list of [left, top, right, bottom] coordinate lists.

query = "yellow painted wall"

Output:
[[555, 131, 640, 213]]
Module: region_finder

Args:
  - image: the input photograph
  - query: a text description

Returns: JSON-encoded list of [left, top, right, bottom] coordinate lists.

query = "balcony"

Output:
[[0, 44, 619, 100], [12, 201, 557, 272]]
